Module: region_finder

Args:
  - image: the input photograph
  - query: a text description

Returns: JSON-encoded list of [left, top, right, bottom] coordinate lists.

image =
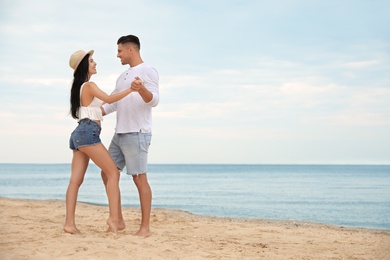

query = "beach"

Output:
[[1, 198, 389, 259]]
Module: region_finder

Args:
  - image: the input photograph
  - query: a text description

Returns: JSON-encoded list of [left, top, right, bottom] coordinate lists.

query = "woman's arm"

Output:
[[84, 82, 132, 104]]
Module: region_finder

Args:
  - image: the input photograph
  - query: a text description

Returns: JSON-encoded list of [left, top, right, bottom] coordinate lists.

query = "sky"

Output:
[[0, 0, 389, 164]]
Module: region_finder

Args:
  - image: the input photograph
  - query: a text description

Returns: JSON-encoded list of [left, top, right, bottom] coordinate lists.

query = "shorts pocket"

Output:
[[140, 134, 152, 152], [92, 124, 101, 137]]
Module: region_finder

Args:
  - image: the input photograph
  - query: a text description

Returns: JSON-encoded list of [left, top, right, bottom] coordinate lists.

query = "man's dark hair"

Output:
[[117, 35, 140, 50]]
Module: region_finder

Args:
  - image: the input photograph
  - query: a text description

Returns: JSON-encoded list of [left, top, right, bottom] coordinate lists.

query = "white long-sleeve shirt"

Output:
[[102, 63, 159, 133]]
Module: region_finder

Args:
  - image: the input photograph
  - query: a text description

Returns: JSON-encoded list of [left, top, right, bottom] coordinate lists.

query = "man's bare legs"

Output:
[[101, 172, 152, 237], [75, 144, 121, 233], [64, 150, 89, 234], [133, 173, 152, 237], [101, 171, 126, 231]]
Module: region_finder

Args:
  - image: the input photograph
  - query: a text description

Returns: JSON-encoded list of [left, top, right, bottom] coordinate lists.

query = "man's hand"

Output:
[[100, 106, 106, 116], [131, 77, 144, 92], [130, 76, 153, 103]]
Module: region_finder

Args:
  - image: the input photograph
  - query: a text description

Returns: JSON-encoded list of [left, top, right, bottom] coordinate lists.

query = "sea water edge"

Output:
[[0, 163, 389, 230]]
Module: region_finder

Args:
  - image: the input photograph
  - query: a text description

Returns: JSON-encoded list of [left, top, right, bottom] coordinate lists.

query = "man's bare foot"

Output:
[[134, 227, 150, 238], [63, 225, 81, 234]]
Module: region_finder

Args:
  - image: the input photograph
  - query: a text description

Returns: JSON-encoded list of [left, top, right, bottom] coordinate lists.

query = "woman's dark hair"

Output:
[[70, 54, 90, 119]]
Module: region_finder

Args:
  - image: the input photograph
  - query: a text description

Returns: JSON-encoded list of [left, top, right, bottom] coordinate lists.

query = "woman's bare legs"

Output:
[[101, 171, 126, 231], [64, 150, 89, 234], [78, 143, 121, 233], [101, 173, 152, 236]]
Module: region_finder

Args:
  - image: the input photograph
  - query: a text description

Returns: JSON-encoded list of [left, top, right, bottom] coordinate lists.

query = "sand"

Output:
[[0, 197, 389, 260]]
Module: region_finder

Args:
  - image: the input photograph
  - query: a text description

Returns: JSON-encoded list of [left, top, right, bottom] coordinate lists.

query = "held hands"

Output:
[[130, 76, 152, 103], [130, 77, 144, 92]]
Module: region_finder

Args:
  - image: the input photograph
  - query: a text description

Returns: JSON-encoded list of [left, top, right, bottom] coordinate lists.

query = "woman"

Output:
[[64, 49, 134, 234]]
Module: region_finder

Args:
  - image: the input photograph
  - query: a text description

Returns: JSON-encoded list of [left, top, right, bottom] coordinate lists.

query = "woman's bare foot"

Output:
[[106, 218, 118, 233], [63, 225, 81, 234], [106, 218, 126, 232], [118, 219, 126, 231], [134, 227, 150, 238]]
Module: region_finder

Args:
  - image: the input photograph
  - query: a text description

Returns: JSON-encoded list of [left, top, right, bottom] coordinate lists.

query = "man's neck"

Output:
[[130, 57, 143, 68]]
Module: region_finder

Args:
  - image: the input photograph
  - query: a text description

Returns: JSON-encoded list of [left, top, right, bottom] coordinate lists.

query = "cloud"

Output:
[[0, 0, 389, 164], [343, 60, 380, 68], [279, 82, 337, 95], [2, 76, 69, 86]]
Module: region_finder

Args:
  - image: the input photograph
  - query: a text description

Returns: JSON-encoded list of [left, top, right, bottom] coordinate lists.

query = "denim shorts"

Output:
[[108, 132, 152, 175], [69, 119, 102, 150]]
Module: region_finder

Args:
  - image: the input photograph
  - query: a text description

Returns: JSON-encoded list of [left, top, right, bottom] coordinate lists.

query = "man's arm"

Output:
[[131, 73, 159, 106], [131, 77, 152, 102]]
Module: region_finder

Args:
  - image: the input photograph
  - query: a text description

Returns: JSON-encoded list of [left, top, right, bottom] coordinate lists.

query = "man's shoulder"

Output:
[[140, 63, 157, 72], [140, 63, 158, 77]]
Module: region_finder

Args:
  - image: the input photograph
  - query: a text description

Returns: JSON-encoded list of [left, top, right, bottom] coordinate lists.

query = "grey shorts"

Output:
[[108, 132, 152, 175]]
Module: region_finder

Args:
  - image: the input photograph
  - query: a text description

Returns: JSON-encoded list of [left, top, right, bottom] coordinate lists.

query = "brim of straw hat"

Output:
[[69, 50, 94, 71]]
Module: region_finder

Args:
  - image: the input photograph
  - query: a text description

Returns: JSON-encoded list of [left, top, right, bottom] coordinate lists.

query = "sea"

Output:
[[0, 163, 389, 230]]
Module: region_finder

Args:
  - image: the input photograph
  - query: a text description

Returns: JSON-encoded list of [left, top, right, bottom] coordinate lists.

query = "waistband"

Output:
[[116, 130, 151, 135], [78, 118, 101, 125]]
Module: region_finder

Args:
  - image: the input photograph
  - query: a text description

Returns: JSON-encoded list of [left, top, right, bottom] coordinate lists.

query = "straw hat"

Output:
[[69, 50, 94, 70]]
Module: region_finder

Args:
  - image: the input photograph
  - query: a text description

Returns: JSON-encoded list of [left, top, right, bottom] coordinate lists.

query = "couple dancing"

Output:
[[63, 35, 159, 237]]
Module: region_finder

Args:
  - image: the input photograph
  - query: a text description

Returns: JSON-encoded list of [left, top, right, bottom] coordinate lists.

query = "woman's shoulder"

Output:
[[83, 81, 98, 90], [80, 82, 99, 96]]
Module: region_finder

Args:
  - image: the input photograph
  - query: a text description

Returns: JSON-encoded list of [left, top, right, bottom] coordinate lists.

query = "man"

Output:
[[101, 35, 159, 237]]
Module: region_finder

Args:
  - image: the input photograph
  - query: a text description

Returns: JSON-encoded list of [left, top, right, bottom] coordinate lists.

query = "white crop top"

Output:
[[77, 83, 104, 122]]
